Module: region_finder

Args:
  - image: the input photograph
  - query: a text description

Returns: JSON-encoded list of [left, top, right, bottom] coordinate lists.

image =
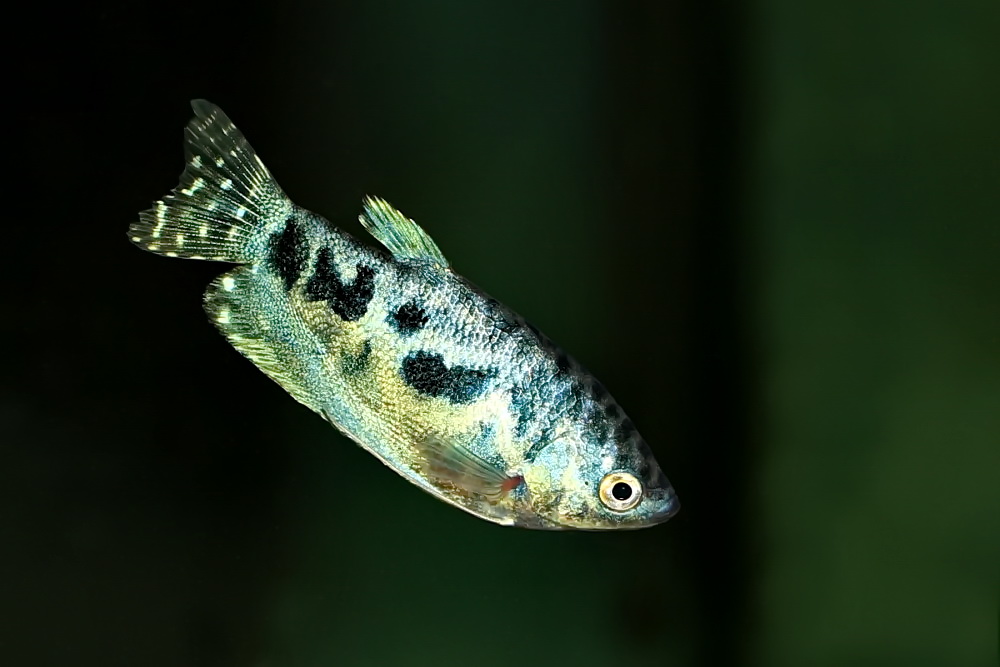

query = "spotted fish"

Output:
[[129, 100, 679, 530]]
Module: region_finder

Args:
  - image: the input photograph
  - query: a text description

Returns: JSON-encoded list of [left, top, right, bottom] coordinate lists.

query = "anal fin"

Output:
[[203, 267, 319, 413]]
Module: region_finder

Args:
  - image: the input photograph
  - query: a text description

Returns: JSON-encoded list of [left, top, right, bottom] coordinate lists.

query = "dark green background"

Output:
[[4, 2, 998, 666]]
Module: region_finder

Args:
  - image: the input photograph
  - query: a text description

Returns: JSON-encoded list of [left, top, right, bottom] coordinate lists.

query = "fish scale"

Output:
[[129, 100, 679, 530]]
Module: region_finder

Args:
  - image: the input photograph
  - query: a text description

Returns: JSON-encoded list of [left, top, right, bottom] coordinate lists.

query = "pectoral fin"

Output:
[[416, 435, 521, 502]]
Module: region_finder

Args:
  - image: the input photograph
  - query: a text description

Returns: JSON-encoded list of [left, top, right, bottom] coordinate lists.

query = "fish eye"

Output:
[[598, 472, 643, 512]]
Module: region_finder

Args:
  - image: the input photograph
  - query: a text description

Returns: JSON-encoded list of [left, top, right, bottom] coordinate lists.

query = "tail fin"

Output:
[[129, 100, 292, 263]]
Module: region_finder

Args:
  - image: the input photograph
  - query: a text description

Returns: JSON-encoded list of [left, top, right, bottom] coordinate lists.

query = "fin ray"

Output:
[[416, 435, 515, 501], [129, 100, 292, 263], [359, 196, 449, 267], [203, 268, 319, 411]]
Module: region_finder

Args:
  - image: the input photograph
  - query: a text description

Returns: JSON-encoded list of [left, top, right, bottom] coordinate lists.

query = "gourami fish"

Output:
[[129, 100, 679, 530]]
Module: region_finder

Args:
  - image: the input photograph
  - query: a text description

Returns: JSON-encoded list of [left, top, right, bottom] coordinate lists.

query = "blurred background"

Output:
[[4, 1, 998, 666]]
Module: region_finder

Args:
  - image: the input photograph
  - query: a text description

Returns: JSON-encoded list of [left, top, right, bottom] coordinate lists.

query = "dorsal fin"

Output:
[[359, 196, 449, 267]]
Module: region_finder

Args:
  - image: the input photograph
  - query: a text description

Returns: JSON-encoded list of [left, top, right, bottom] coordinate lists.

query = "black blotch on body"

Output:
[[524, 320, 543, 340], [590, 380, 609, 402], [522, 437, 549, 464], [390, 301, 429, 335], [481, 296, 519, 334], [269, 217, 308, 290], [554, 350, 574, 375], [304, 247, 376, 322], [630, 440, 664, 488], [342, 339, 372, 376], [589, 409, 612, 442], [401, 351, 494, 404]]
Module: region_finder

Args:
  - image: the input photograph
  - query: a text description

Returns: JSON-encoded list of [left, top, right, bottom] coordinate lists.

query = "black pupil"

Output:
[[611, 482, 633, 501]]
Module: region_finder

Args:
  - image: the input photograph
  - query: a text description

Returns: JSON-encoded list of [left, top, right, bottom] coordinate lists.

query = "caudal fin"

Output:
[[128, 100, 292, 263]]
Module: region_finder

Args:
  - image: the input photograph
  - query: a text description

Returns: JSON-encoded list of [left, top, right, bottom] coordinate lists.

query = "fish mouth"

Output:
[[656, 487, 681, 521], [641, 484, 680, 527]]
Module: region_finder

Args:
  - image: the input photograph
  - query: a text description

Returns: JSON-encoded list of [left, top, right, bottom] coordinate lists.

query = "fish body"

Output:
[[129, 100, 679, 530]]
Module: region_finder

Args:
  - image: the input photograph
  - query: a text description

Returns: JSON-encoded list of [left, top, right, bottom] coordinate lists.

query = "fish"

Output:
[[128, 100, 680, 530]]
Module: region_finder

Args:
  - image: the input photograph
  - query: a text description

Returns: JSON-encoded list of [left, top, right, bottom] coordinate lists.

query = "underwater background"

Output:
[[4, 1, 998, 666]]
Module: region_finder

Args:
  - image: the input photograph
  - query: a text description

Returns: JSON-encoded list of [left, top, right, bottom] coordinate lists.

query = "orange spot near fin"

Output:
[[501, 476, 524, 495]]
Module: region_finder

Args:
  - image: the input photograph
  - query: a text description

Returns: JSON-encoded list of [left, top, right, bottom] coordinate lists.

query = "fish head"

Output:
[[519, 417, 679, 530]]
